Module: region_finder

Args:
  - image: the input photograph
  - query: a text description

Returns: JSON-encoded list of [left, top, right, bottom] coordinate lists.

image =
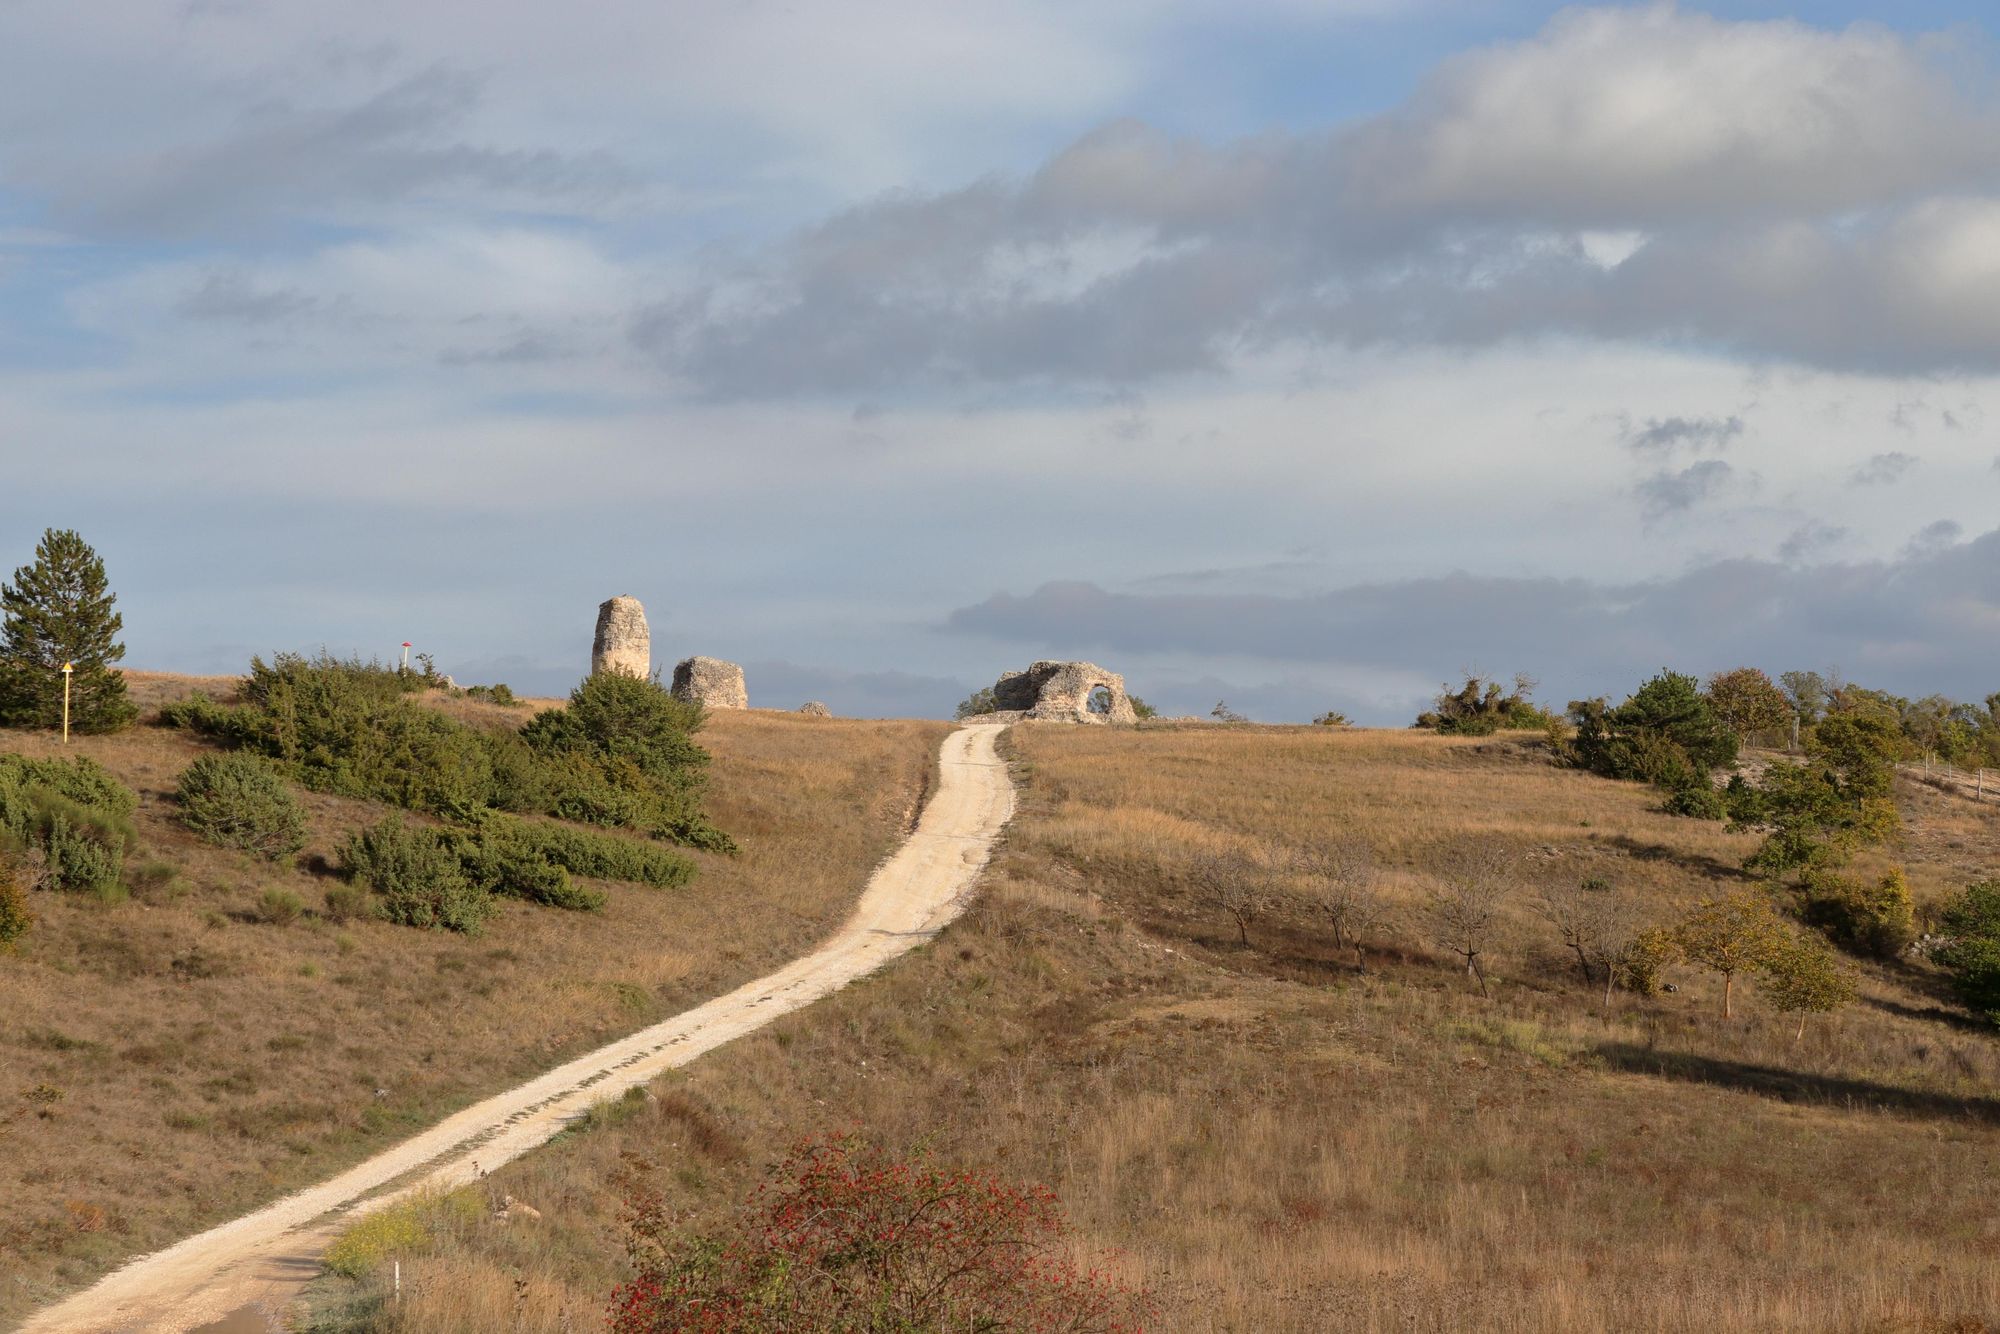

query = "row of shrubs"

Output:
[[338, 813, 697, 935], [161, 654, 732, 852], [172, 748, 696, 935]]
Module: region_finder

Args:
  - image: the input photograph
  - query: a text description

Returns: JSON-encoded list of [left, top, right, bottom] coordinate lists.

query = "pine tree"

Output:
[[0, 529, 136, 733]]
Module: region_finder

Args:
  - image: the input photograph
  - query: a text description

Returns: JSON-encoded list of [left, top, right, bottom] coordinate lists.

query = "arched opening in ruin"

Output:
[[1086, 684, 1114, 715]]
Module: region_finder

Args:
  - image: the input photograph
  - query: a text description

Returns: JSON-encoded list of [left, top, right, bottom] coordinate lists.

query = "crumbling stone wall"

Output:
[[592, 596, 650, 678], [990, 660, 1136, 724], [672, 656, 748, 710]]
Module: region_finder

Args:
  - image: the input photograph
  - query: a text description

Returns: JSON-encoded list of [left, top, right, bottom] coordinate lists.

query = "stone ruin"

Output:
[[592, 596, 650, 678], [990, 660, 1136, 724], [673, 655, 749, 710], [797, 701, 832, 718]]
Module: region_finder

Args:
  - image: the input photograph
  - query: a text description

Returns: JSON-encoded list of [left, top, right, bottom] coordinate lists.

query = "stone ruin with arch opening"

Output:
[[987, 660, 1136, 724]]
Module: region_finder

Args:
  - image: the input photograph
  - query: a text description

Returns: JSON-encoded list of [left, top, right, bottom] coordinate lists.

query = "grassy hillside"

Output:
[[0, 673, 947, 1324], [304, 722, 2000, 1332]]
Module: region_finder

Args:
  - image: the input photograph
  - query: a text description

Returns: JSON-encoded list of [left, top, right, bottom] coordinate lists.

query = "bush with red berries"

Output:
[[609, 1131, 1151, 1333]]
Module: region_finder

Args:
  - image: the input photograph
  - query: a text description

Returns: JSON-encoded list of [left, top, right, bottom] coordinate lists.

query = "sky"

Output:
[[3, 1, 1999, 722]]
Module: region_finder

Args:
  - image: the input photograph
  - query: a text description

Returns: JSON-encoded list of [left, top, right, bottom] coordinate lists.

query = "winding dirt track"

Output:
[[22, 723, 1014, 1334]]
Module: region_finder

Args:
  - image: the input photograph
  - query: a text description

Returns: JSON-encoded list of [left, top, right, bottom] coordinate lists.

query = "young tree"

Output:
[[1423, 846, 1515, 997], [1535, 878, 1630, 993], [1611, 926, 1682, 1002], [0, 529, 135, 733], [1742, 713, 1901, 881], [1706, 668, 1791, 745], [1188, 850, 1268, 947], [1297, 841, 1387, 970], [1759, 932, 1857, 1040], [1778, 670, 1829, 751], [1674, 892, 1785, 1019]]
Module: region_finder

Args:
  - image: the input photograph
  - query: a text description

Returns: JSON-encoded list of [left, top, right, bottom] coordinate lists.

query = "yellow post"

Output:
[[60, 661, 73, 744]]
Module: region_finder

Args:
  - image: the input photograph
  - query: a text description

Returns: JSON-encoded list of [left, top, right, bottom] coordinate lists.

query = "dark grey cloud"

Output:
[[1624, 414, 1743, 454], [1851, 451, 1919, 486], [1636, 459, 1734, 519], [944, 526, 2000, 717]]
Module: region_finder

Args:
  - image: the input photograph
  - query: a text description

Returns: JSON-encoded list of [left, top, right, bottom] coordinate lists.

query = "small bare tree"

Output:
[[1535, 877, 1631, 1001], [1423, 846, 1516, 997], [1297, 842, 1389, 971], [1188, 850, 1267, 948]]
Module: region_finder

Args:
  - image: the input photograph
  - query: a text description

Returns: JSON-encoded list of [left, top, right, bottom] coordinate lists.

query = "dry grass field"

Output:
[[302, 721, 2000, 1333], [0, 672, 948, 1326]]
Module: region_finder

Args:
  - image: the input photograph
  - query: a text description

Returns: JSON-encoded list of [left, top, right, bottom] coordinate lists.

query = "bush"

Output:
[[610, 1132, 1150, 1333], [173, 653, 731, 853], [1799, 867, 1914, 958], [1570, 670, 1738, 783], [339, 817, 494, 936], [0, 866, 30, 949], [323, 883, 370, 924], [1415, 674, 1556, 735], [175, 753, 308, 858], [954, 686, 998, 719], [523, 671, 730, 851], [1934, 880, 2000, 1025], [1614, 926, 1680, 996], [1661, 778, 1726, 820], [255, 886, 305, 926], [470, 814, 695, 891], [0, 755, 136, 895]]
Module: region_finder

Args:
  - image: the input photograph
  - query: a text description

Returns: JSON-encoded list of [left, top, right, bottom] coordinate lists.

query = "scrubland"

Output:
[[0, 673, 945, 1324], [304, 722, 2000, 1333]]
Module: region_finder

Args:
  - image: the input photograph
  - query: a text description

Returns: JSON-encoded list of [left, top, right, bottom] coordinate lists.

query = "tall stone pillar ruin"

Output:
[[592, 596, 651, 678]]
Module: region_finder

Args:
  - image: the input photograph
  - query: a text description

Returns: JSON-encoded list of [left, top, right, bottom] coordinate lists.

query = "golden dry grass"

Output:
[[0, 672, 947, 1324], [304, 720, 2000, 1333]]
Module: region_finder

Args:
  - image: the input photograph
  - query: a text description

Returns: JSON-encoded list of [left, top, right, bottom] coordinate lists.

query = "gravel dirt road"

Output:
[[21, 723, 1014, 1334]]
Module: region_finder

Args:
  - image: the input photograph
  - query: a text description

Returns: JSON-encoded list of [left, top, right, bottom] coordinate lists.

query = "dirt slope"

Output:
[[19, 723, 1014, 1334]]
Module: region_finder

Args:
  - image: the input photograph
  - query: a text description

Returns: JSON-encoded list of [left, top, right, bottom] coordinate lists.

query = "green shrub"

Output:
[[255, 886, 305, 926], [1661, 779, 1726, 820], [954, 686, 998, 719], [478, 814, 695, 890], [0, 756, 136, 895], [1569, 671, 1738, 783], [523, 672, 731, 851], [1932, 880, 2000, 1025], [1416, 675, 1558, 735], [175, 753, 308, 858], [339, 817, 494, 936], [323, 883, 370, 924], [1799, 867, 1914, 958], [0, 866, 30, 949], [163, 653, 731, 853]]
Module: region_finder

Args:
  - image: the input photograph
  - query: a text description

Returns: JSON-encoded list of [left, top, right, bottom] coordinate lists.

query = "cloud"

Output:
[[1851, 451, 1919, 486], [944, 525, 2000, 716], [1635, 459, 1735, 518], [1777, 520, 1847, 565], [626, 9, 2000, 395], [1623, 414, 1743, 453], [52, 69, 631, 236]]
